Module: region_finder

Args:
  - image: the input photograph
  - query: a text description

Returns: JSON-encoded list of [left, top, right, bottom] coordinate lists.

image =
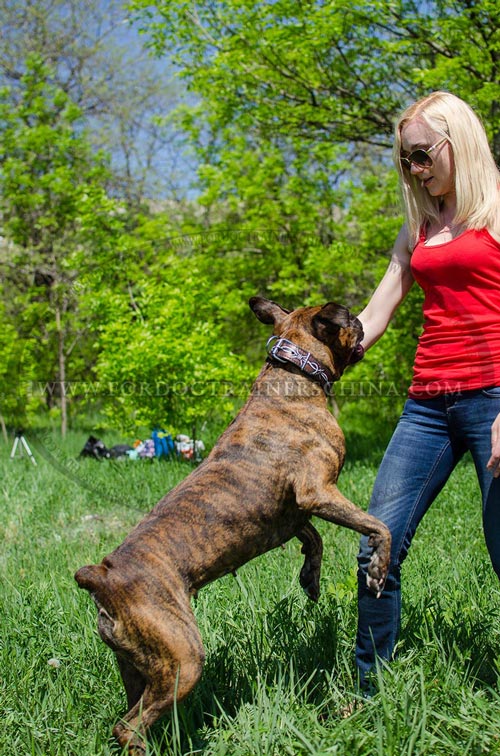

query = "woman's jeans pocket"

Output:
[[481, 386, 500, 398]]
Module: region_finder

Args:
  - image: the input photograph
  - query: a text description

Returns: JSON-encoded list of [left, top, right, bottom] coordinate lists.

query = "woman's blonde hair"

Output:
[[394, 91, 500, 247]]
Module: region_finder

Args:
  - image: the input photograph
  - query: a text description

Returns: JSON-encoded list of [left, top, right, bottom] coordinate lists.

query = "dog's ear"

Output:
[[312, 302, 350, 343], [249, 297, 290, 326]]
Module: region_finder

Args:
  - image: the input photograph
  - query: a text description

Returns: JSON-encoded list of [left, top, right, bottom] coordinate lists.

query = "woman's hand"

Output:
[[487, 412, 500, 477]]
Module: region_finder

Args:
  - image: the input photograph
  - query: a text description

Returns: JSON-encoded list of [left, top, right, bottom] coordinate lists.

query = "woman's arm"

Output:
[[358, 225, 415, 349]]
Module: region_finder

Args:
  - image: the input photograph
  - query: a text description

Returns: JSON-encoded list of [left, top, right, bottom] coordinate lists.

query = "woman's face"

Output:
[[400, 117, 455, 201]]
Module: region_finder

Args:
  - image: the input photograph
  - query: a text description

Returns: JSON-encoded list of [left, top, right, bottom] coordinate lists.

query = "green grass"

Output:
[[2, 428, 500, 755]]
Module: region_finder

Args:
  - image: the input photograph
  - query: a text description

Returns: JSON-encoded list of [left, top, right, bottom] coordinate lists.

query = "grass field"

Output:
[[2, 427, 500, 756]]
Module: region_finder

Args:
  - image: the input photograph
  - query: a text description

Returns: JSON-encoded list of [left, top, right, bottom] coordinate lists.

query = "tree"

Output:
[[3, 2, 498, 435], [127, 0, 500, 425], [132, 0, 500, 157], [0, 0, 187, 204], [0, 57, 123, 435]]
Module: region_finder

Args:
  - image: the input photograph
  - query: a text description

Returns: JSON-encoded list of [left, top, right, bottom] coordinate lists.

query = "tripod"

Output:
[[10, 430, 37, 466]]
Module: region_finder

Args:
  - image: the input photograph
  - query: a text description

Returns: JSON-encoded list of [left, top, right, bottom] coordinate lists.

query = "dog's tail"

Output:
[[74, 563, 108, 593]]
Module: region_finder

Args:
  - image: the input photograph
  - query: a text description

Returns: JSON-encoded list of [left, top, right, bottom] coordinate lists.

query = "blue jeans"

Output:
[[356, 387, 500, 688]]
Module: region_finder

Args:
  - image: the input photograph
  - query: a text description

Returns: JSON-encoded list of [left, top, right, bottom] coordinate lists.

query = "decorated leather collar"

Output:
[[266, 336, 335, 395]]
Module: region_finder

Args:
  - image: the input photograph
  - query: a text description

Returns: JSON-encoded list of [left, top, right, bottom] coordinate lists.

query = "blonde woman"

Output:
[[355, 91, 500, 692]]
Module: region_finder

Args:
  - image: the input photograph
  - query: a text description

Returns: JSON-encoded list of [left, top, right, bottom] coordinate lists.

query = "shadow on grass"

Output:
[[402, 595, 500, 688], [147, 595, 349, 753], [125, 579, 500, 755]]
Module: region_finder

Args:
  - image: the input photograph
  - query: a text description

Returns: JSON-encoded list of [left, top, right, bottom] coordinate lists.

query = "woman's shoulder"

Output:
[[486, 197, 500, 243], [393, 223, 411, 250], [487, 224, 500, 244], [391, 223, 414, 262]]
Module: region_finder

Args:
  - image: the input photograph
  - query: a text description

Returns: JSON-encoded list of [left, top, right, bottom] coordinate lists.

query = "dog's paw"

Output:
[[113, 723, 147, 755], [297, 524, 323, 602], [366, 572, 386, 598], [366, 531, 390, 598], [299, 562, 321, 602]]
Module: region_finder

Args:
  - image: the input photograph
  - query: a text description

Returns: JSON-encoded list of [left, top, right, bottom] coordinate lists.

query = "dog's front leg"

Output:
[[297, 481, 391, 597], [296, 522, 323, 602]]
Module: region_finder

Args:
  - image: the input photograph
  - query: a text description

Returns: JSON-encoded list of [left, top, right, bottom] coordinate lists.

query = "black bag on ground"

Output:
[[79, 435, 110, 459]]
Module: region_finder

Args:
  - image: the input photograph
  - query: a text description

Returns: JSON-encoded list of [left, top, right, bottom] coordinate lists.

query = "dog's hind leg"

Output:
[[113, 650, 204, 754], [94, 605, 147, 710], [296, 522, 323, 602], [116, 655, 147, 711], [112, 608, 205, 755]]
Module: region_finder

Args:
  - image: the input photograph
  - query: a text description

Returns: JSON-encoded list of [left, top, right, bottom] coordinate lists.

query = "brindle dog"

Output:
[[75, 297, 390, 753]]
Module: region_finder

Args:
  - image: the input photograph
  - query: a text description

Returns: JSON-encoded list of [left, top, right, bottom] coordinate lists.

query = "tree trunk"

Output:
[[55, 305, 68, 437], [0, 414, 8, 443]]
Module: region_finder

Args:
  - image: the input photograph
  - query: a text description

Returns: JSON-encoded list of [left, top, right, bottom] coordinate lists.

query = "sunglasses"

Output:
[[400, 136, 448, 171]]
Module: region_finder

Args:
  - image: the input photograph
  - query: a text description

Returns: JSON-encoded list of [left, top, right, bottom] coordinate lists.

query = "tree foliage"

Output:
[[2, 2, 500, 436], [128, 0, 500, 425], [0, 0, 186, 204], [133, 0, 500, 156], [0, 57, 121, 434]]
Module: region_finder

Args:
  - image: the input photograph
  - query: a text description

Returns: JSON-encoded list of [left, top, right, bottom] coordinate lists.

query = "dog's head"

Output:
[[249, 296, 363, 380]]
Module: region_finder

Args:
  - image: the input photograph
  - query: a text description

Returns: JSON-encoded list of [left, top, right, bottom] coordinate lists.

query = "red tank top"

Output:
[[409, 227, 500, 397]]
